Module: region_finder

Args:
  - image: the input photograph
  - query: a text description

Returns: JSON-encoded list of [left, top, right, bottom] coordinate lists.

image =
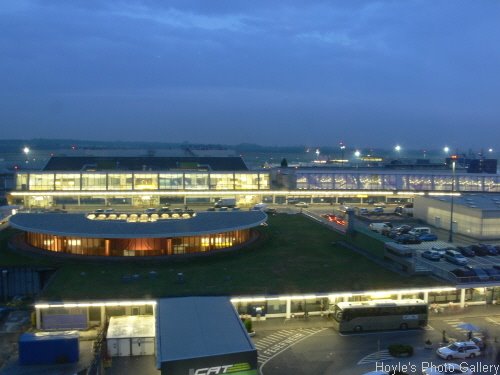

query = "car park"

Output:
[[418, 233, 438, 241], [422, 363, 473, 375], [444, 250, 468, 266], [436, 341, 481, 360], [456, 246, 475, 257], [421, 250, 441, 261]]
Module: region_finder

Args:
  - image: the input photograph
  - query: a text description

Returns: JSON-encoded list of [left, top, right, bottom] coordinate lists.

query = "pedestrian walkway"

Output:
[[357, 350, 393, 365], [254, 328, 326, 367]]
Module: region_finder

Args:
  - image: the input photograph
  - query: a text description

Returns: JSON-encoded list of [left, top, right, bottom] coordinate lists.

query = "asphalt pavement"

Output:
[[252, 304, 500, 375]]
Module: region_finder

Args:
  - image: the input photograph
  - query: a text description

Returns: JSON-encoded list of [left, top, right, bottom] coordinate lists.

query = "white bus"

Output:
[[332, 299, 428, 333]]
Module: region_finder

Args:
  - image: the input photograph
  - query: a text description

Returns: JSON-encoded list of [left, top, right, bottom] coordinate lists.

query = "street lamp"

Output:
[[354, 150, 361, 168], [448, 158, 456, 243], [23, 146, 30, 163], [394, 145, 401, 160], [340, 144, 346, 167], [444, 146, 450, 155], [315, 148, 320, 161]]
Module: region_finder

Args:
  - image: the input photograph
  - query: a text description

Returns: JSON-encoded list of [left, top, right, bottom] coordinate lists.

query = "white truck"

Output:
[[214, 198, 237, 208]]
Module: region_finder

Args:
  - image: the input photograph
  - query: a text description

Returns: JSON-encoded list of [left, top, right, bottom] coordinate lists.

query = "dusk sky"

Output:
[[1, 1, 499, 149]]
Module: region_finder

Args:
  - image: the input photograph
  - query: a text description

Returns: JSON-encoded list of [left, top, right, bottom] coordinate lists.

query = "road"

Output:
[[252, 309, 500, 375]]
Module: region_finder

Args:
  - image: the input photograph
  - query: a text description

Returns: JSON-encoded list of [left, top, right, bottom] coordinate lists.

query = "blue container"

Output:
[[19, 333, 79, 365]]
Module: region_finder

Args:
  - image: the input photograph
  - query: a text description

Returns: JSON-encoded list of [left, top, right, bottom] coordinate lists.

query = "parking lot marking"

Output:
[[357, 349, 393, 365], [256, 328, 326, 374]]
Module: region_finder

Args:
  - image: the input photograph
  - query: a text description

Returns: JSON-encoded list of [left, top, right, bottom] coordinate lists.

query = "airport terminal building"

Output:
[[8, 156, 500, 210]]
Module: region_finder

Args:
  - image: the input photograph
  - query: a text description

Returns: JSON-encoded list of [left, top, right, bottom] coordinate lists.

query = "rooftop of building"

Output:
[[42, 156, 249, 172], [9, 211, 267, 238], [156, 297, 255, 366], [423, 193, 500, 211]]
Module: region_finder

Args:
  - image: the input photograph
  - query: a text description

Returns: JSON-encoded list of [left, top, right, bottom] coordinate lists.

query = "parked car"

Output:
[[470, 244, 489, 256], [295, 202, 309, 208], [457, 246, 475, 257], [423, 362, 473, 375], [371, 206, 384, 214], [451, 268, 477, 280], [386, 230, 400, 239], [418, 233, 438, 241], [466, 266, 490, 282], [358, 208, 369, 215], [478, 243, 499, 256], [369, 222, 392, 233], [395, 234, 421, 244], [482, 268, 500, 281], [394, 224, 412, 234], [408, 227, 431, 237], [444, 250, 468, 266], [470, 336, 485, 350], [436, 341, 481, 360], [421, 250, 441, 261]]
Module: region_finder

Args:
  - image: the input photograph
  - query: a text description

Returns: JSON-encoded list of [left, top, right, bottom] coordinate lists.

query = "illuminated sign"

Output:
[[189, 363, 254, 375]]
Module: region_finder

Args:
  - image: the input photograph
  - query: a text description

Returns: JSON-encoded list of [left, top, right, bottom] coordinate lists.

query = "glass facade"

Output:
[[55, 174, 80, 190], [16, 172, 270, 192], [25, 229, 252, 257], [293, 171, 500, 192], [82, 174, 107, 190]]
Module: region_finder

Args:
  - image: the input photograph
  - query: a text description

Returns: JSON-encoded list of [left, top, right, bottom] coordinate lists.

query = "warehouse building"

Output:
[[414, 194, 500, 240]]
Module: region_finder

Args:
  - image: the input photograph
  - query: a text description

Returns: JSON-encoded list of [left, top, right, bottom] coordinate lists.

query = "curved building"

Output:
[[9, 211, 267, 257]]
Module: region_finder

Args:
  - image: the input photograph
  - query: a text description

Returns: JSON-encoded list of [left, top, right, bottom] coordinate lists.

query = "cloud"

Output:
[[109, 4, 257, 33]]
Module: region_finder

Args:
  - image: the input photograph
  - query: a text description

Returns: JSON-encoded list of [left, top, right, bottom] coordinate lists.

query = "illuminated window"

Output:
[[159, 174, 183, 190], [133, 174, 158, 190], [28, 174, 55, 191], [209, 174, 234, 190], [55, 174, 81, 190], [108, 174, 133, 190], [184, 173, 209, 190], [82, 174, 107, 190]]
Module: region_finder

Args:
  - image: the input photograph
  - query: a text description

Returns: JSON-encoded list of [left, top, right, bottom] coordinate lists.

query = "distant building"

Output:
[[414, 194, 500, 239]]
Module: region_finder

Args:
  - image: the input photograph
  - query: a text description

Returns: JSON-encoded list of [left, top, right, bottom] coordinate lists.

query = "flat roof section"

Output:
[[424, 194, 500, 211], [9, 211, 267, 239], [156, 297, 256, 365]]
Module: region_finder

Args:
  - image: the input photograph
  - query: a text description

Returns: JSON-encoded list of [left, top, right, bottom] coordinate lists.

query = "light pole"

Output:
[[23, 146, 30, 163], [340, 144, 346, 167], [354, 150, 361, 169], [394, 145, 401, 160], [315, 148, 320, 161], [448, 158, 456, 243]]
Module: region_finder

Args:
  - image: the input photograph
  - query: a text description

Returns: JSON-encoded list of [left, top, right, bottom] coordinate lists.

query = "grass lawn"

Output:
[[1, 214, 441, 300]]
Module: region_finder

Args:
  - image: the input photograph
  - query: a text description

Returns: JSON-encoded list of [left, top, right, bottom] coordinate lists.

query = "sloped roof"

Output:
[[43, 156, 248, 171], [9, 211, 267, 238]]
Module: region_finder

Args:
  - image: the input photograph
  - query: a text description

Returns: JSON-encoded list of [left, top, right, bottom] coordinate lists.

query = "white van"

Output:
[[408, 227, 431, 236], [369, 222, 391, 233]]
